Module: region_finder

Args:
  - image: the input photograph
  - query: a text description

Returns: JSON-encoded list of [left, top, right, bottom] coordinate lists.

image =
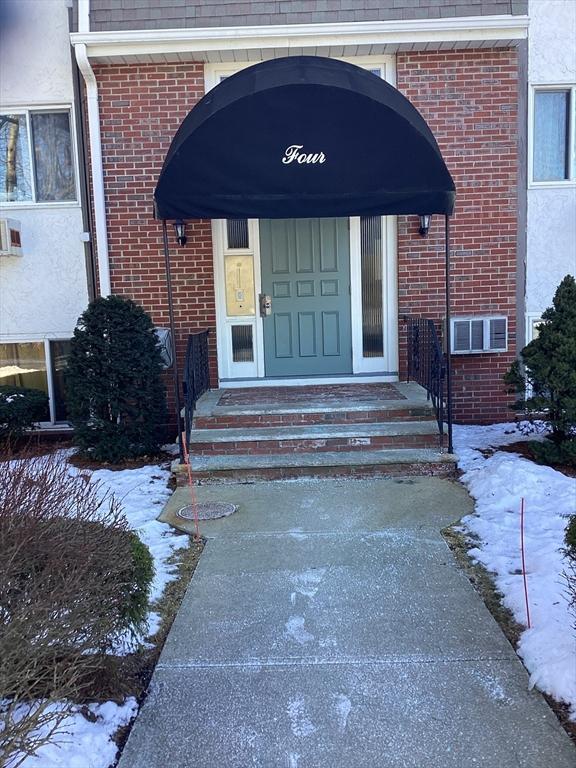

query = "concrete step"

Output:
[[193, 405, 434, 429], [188, 421, 441, 455], [172, 448, 456, 484]]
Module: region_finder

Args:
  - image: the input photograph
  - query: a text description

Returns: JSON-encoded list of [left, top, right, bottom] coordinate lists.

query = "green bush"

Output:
[[66, 295, 167, 463], [0, 386, 49, 443], [123, 532, 155, 638], [505, 274, 576, 465], [528, 438, 576, 468], [565, 516, 576, 635], [565, 515, 576, 563]]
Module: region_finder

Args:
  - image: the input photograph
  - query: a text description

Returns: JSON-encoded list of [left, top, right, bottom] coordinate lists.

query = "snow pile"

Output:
[[455, 423, 576, 717], [16, 699, 138, 768], [90, 463, 187, 606]]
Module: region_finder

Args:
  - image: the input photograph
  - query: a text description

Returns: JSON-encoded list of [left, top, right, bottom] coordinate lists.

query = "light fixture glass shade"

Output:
[[418, 214, 431, 236], [173, 220, 187, 246]]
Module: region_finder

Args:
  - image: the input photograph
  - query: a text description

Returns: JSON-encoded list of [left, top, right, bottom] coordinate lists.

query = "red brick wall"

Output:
[[94, 63, 217, 423], [94, 49, 519, 425], [397, 48, 519, 423]]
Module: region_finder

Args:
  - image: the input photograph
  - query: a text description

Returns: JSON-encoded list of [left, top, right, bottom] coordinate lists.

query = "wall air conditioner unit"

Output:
[[451, 317, 508, 354], [0, 219, 23, 256]]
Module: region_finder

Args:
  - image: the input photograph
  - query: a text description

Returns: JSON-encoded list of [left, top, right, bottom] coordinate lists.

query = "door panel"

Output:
[[260, 218, 352, 377]]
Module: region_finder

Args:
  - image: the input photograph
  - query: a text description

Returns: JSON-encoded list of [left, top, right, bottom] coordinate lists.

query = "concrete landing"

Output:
[[120, 479, 575, 768], [171, 448, 457, 483], [192, 382, 434, 427]]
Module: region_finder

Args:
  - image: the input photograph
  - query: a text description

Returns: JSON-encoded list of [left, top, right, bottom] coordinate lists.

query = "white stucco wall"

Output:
[[0, 0, 89, 340], [526, 1, 576, 328], [528, 0, 576, 84]]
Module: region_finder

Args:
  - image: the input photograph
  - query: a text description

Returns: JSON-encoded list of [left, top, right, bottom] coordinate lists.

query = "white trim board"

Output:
[[209, 57, 399, 385], [71, 15, 529, 64]]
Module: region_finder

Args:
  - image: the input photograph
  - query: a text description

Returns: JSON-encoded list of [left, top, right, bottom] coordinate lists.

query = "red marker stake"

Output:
[[520, 497, 531, 629], [182, 432, 201, 543]]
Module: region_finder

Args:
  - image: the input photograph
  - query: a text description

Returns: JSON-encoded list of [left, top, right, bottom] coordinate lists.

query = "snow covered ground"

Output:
[[90, 462, 188, 644], [454, 423, 576, 718], [13, 699, 138, 768], [12, 456, 189, 768]]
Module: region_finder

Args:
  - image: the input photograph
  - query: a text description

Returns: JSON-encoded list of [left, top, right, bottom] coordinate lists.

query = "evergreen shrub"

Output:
[[66, 296, 167, 463], [505, 275, 576, 466], [0, 386, 49, 444]]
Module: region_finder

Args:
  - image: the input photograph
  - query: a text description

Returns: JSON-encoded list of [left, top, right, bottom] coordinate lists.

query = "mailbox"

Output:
[[225, 254, 255, 316]]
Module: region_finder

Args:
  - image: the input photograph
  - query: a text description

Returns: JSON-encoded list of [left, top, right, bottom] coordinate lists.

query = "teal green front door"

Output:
[[260, 218, 352, 377]]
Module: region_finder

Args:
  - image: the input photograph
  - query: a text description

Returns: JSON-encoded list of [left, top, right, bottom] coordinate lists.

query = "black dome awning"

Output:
[[155, 56, 455, 220]]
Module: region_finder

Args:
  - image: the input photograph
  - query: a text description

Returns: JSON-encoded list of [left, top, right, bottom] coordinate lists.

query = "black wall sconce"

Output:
[[418, 214, 431, 237], [173, 220, 187, 246]]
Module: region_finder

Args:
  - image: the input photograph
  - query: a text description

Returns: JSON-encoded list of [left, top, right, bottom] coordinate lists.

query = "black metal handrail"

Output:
[[182, 330, 211, 443], [405, 316, 446, 449]]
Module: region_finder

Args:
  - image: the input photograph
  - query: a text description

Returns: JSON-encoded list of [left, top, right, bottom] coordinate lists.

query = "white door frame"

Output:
[[214, 214, 398, 384], [349, 215, 398, 376], [207, 55, 399, 385]]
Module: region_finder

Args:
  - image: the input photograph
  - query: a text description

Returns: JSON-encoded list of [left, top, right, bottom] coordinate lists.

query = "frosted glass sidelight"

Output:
[[231, 325, 254, 362], [360, 216, 384, 358]]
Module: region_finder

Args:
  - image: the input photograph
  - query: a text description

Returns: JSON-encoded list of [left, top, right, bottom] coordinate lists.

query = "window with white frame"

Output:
[[0, 340, 72, 425], [531, 86, 576, 183], [526, 314, 544, 343], [0, 109, 77, 203]]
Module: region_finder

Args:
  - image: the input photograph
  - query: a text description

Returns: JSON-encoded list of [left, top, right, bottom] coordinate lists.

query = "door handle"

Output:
[[259, 294, 272, 317]]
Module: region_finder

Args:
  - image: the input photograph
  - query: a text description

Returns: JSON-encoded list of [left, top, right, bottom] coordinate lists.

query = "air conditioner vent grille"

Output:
[[0, 219, 23, 257], [450, 317, 508, 354]]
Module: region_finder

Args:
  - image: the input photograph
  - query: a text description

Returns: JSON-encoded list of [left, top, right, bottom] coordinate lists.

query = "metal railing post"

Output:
[[162, 220, 185, 463], [445, 215, 454, 454]]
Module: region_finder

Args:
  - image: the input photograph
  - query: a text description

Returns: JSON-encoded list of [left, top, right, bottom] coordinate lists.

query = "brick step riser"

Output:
[[193, 409, 433, 429], [189, 434, 440, 455], [176, 462, 456, 485]]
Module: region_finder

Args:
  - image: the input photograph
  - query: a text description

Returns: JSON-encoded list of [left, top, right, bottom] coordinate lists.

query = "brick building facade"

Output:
[[71, 1, 529, 425], [93, 46, 519, 422]]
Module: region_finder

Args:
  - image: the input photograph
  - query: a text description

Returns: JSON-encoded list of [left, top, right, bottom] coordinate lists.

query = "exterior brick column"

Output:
[[397, 48, 519, 423]]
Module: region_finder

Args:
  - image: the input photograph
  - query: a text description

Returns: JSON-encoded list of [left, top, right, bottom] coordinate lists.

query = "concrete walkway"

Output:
[[119, 478, 575, 768]]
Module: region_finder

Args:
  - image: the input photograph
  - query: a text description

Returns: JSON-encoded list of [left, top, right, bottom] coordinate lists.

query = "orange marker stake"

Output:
[[182, 432, 201, 542]]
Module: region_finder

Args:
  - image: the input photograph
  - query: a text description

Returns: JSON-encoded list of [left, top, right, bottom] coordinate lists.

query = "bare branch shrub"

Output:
[[0, 451, 153, 767]]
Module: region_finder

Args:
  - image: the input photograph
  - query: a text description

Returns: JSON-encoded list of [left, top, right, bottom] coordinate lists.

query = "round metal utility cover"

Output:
[[177, 502, 237, 521]]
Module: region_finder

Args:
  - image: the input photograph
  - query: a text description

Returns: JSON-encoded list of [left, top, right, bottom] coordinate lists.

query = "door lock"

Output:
[[259, 294, 272, 317]]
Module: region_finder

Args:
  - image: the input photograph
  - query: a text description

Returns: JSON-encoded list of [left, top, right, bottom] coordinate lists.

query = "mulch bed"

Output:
[[68, 451, 173, 472], [1, 437, 73, 460]]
